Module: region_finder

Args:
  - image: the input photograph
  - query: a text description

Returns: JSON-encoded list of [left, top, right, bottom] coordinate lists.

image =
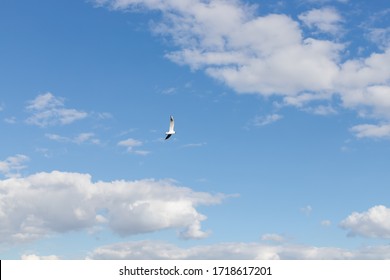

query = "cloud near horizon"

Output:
[[87, 239, 390, 260], [0, 170, 226, 243]]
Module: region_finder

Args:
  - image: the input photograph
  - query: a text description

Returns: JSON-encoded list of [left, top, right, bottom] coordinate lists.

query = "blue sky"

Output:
[[1, 0, 390, 260]]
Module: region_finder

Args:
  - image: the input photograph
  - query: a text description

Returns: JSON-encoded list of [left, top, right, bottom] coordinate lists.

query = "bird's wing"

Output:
[[165, 134, 172, 140], [169, 115, 174, 131]]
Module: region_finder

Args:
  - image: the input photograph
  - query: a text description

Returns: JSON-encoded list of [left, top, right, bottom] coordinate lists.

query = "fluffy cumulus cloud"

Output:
[[87, 240, 390, 260], [93, 0, 390, 137], [340, 205, 390, 238], [0, 171, 225, 243], [26, 93, 87, 127]]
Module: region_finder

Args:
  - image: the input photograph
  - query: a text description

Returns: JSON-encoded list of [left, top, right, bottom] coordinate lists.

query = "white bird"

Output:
[[165, 115, 175, 140]]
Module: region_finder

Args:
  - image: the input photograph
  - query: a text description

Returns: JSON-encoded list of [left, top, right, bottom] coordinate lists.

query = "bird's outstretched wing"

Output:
[[165, 134, 172, 140]]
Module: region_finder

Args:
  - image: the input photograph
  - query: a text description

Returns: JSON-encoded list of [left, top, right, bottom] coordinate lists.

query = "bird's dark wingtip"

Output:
[[165, 134, 171, 140]]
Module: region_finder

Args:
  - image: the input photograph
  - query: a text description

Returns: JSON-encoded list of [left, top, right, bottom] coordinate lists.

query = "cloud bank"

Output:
[[87, 240, 390, 260], [0, 171, 225, 243]]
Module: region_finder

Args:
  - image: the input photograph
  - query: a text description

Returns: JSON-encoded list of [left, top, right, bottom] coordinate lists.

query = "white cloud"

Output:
[[4, 117, 17, 124], [21, 254, 60, 260], [0, 171, 225, 243], [252, 114, 283, 127], [45, 133, 69, 142], [96, 0, 342, 95], [350, 123, 390, 139], [261, 233, 286, 243], [26, 93, 87, 127], [133, 150, 151, 156], [74, 133, 98, 144], [180, 218, 210, 239], [181, 142, 207, 148], [95, 112, 113, 120], [88, 240, 390, 260], [301, 0, 348, 3], [46, 132, 100, 144], [94, 0, 390, 131], [340, 84, 390, 119], [300, 205, 313, 216], [118, 138, 142, 149], [0, 154, 29, 178], [118, 138, 150, 155], [321, 220, 332, 227], [161, 87, 177, 95], [340, 205, 390, 238], [281, 92, 332, 107], [298, 7, 344, 35], [305, 104, 337, 115], [367, 27, 390, 50]]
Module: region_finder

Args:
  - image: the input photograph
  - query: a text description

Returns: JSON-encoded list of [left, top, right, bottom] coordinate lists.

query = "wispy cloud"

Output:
[[252, 114, 283, 127], [118, 138, 142, 149], [298, 7, 344, 35], [46, 133, 100, 145], [161, 87, 177, 95], [21, 254, 60, 260], [26, 93, 87, 127], [300, 0, 349, 4], [300, 205, 313, 216], [181, 142, 207, 148], [4, 117, 17, 124], [367, 27, 390, 50], [118, 138, 150, 155], [0, 154, 29, 178], [364, 9, 390, 50], [94, 112, 113, 120], [304, 105, 337, 115], [261, 233, 286, 243], [350, 123, 390, 139], [88, 240, 390, 260]]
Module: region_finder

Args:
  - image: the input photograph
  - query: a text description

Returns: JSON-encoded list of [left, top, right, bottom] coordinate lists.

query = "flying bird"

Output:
[[165, 115, 175, 140]]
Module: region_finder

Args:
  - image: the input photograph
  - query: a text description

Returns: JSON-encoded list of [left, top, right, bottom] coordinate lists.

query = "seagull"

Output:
[[165, 115, 175, 140]]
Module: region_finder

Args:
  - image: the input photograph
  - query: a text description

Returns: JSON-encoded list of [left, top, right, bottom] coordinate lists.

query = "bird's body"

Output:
[[165, 115, 175, 140]]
